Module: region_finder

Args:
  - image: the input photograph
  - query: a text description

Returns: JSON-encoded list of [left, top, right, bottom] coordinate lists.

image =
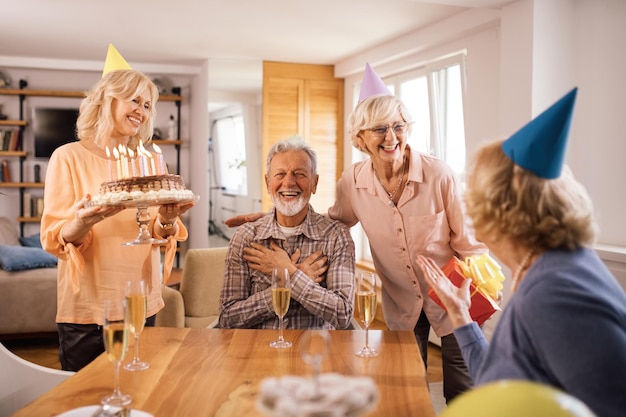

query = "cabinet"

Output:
[[0, 81, 184, 236]]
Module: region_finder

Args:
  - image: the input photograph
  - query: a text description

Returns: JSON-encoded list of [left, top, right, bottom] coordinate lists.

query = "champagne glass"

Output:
[[270, 267, 292, 348], [102, 299, 132, 407], [355, 272, 379, 357], [124, 280, 149, 371], [300, 330, 330, 399]]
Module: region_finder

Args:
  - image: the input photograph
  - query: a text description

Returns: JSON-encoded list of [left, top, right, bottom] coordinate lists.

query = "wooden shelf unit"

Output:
[[0, 87, 183, 102], [0, 181, 44, 188], [17, 216, 42, 223], [0, 120, 28, 127], [0, 150, 27, 157]]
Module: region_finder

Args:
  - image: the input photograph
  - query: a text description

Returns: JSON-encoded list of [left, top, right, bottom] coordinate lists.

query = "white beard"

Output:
[[271, 192, 307, 217]]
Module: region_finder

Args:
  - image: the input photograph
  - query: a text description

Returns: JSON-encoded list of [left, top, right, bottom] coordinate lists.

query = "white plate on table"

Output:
[[57, 405, 153, 417]]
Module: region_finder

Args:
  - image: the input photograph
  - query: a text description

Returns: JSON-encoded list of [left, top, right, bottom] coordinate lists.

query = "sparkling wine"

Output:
[[272, 287, 291, 317], [104, 322, 129, 363], [357, 291, 377, 324], [126, 294, 147, 335]]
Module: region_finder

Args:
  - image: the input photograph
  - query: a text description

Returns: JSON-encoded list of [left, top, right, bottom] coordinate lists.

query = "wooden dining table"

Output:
[[13, 327, 436, 417]]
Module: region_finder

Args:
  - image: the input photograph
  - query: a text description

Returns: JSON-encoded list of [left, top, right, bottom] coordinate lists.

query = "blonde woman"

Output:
[[42, 65, 192, 371]]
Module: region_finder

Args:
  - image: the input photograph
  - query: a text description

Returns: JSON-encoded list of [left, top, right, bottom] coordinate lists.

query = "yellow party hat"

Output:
[[102, 44, 132, 77]]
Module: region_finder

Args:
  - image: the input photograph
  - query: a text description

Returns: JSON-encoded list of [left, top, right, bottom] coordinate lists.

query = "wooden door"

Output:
[[262, 62, 344, 213]]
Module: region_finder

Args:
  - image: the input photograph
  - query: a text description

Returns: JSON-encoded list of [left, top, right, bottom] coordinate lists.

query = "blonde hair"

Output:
[[76, 70, 158, 150], [465, 139, 597, 251], [347, 95, 413, 153]]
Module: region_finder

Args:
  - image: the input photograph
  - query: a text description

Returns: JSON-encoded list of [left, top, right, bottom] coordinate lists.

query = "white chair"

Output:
[[0, 342, 74, 416]]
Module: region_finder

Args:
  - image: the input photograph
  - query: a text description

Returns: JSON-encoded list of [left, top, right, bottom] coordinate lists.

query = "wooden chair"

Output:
[[0, 342, 74, 416], [157, 247, 228, 328]]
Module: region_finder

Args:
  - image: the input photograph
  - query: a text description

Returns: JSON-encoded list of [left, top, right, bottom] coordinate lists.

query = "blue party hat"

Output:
[[358, 63, 392, 103], [501, 88, 578, 179]]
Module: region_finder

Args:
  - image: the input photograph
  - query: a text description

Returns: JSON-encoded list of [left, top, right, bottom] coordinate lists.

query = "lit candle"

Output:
[[120, 145, 130, 178], [105, 146, 113, 181], [138, 142, 147, 176], [152, 143, 165, 174], [141, 149, 149, 177], [128, 148, 137, 177], [113, 147, 121, 179], [117, 145, 124, 178], [148, 152, 156, 176]]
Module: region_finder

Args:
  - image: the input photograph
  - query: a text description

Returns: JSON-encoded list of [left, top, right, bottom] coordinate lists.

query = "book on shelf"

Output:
[[23, 192, 32, 218], [9, 130, 21, 151], [35, 197, 44, 217], [0, 130, 22, 151], [1, 160, 9, 182], [1, 131, 9, 151]]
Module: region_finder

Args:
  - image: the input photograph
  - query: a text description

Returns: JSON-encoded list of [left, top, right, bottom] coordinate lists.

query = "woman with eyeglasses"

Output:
[[329, 86, 486, 403]]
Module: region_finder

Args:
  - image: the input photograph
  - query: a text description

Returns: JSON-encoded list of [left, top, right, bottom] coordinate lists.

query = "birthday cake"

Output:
[[90, 174, 195, 206]]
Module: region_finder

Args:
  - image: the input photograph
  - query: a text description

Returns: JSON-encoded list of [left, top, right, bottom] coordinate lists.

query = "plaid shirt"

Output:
[[219, 206, 355, 330]]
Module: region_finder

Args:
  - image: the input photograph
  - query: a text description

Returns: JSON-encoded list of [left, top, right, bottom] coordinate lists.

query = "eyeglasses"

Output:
[[367, 122, 409, 138]]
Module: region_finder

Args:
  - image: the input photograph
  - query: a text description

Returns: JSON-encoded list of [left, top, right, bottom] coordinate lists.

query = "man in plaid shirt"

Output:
[[219, 137, 355, 330]]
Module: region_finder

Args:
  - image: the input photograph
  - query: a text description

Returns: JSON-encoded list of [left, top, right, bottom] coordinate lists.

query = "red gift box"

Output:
[[427, 257, 501, 326]]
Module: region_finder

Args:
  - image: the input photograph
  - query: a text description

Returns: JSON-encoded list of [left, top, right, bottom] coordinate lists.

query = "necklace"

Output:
[[377, 157, 406, 207], [512, 249, 536, 292]]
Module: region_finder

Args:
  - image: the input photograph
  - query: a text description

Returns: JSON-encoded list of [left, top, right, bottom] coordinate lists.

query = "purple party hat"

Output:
[[358, 63, 392, 103], [501, 88, 578, 179]]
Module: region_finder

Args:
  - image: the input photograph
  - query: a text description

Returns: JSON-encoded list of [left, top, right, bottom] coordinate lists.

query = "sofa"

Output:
[[0, 217, 58, 337]]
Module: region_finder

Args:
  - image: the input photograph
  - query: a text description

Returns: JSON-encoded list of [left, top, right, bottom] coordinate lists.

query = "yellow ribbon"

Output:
[[459, 254, 505, 299]]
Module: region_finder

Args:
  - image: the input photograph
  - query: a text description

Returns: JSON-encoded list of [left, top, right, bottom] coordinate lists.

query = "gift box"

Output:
[[427, 256, 503, 326]]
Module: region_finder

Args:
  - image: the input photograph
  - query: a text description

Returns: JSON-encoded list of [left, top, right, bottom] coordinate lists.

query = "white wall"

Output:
[[187, 61, 210, 251], [569, 0, 626, 248]]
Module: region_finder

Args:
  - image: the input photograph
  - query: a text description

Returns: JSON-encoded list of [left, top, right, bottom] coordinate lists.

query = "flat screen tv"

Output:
[[32, 107, 79, 158]]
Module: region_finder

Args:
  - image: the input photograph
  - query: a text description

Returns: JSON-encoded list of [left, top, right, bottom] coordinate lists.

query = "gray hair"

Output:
[[265, 135, 318, 175]]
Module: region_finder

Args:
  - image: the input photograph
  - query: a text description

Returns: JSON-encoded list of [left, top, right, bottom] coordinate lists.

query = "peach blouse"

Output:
[[41, 141, 187, 324]]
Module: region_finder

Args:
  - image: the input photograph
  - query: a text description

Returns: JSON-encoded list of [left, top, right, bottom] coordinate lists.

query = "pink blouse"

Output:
[[328, 148, 486, 335]]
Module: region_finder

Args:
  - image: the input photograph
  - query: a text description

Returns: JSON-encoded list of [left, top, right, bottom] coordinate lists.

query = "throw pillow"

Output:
[[19, 233, 42, 248], [0, 244, 58, 271]]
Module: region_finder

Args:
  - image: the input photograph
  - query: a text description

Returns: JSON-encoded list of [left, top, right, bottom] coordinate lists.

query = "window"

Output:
[[398, 59, 467, 179], [215, 115, 247, 195], [353, 54, 467, 263]]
